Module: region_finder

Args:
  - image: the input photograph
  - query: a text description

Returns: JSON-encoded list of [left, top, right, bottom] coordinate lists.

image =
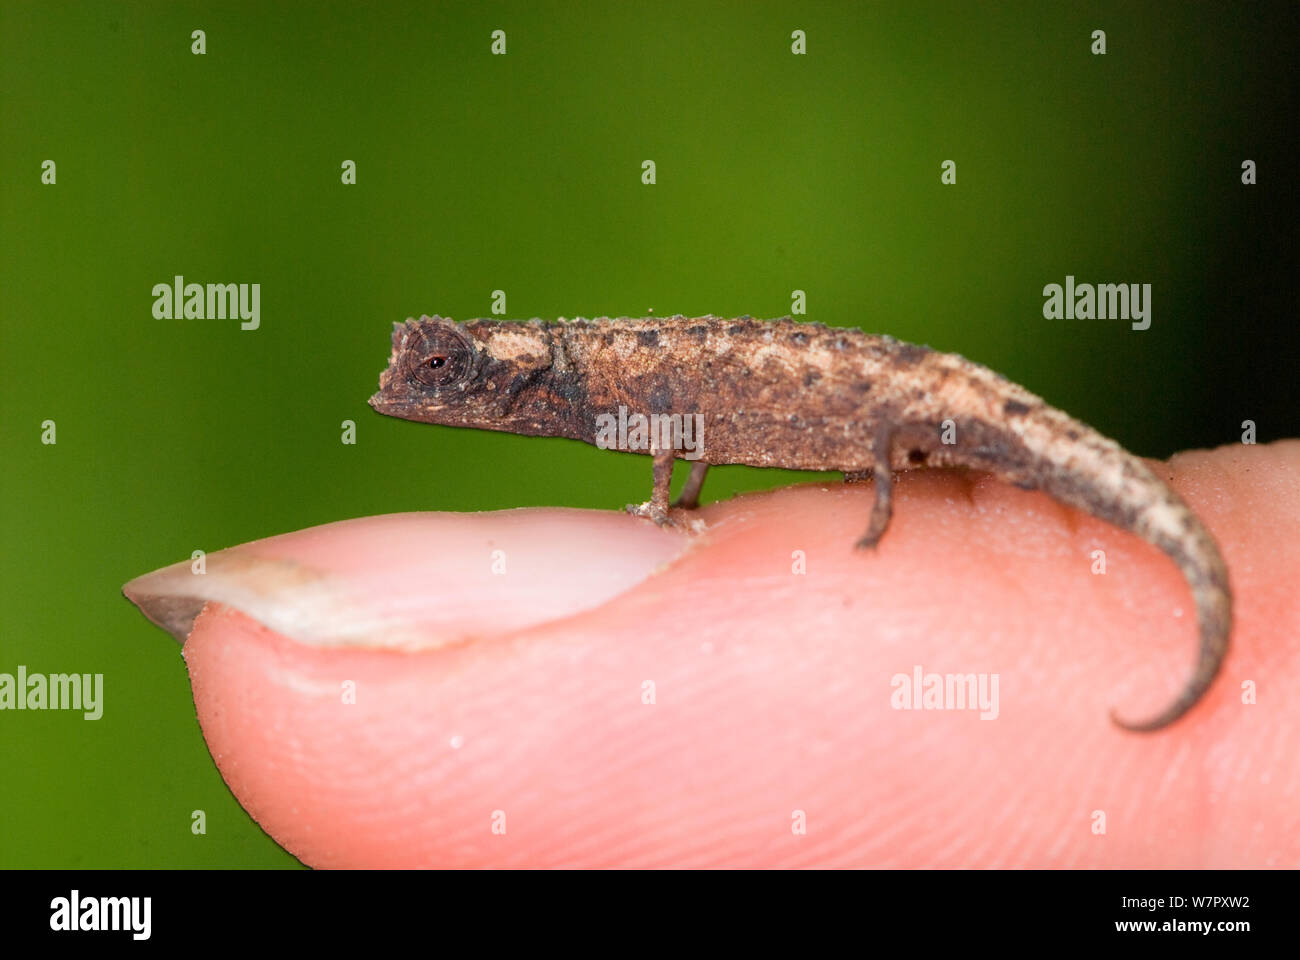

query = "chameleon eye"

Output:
[[407, 325, 472, 388]]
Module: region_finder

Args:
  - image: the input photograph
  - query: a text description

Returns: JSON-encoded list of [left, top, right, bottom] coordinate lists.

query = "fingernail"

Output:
[[123, 509, 692, 650]]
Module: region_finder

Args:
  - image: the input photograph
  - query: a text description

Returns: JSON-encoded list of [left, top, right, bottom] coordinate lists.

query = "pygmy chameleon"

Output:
[[369, 315, 1231, 733]]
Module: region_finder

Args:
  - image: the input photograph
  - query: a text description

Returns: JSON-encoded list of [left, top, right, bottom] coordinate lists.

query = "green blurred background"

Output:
[[1, 1, 1295, 867]]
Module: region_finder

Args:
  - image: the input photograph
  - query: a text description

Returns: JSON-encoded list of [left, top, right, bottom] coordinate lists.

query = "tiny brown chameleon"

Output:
[[370, 315, 1231, 733]]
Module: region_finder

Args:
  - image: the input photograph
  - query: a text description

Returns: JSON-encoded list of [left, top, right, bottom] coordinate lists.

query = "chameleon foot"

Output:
[[625, 500, 669, 525], [625, 502, 706, 533]]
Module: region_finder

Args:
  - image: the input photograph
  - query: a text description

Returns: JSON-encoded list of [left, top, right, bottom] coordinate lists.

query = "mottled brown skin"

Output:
[[370, 315, 1232, 733]]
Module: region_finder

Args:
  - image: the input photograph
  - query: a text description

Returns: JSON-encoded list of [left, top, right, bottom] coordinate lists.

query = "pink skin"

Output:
[[126, 441, 1300, 867]]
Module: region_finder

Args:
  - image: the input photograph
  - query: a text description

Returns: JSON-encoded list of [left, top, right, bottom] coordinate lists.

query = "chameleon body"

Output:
[[370, 315, 1231, 732]]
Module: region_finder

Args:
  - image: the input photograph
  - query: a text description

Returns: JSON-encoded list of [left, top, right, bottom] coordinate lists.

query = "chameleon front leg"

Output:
[[626, 450, 676, 525], [854, 425, 896, 550], [673, 461, 709, 509]]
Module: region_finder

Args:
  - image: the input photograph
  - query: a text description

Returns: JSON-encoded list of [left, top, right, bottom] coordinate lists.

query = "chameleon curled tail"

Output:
[[835, 341, 1232, 733], [860, 413, 1230, 733], [1034, 453, 1232, 732], [857, 359, 1233, 733]]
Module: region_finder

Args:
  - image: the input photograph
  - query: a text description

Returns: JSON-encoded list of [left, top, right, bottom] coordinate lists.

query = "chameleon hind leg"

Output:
[[674, 461, 709, 509], [852, 425, 896, 550]]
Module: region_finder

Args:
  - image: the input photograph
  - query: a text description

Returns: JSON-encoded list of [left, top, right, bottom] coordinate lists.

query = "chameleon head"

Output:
[[369, 315, 564, 432]]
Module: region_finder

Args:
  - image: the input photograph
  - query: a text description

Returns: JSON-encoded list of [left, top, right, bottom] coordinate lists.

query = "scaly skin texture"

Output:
[[370, 315, 1232, 732]]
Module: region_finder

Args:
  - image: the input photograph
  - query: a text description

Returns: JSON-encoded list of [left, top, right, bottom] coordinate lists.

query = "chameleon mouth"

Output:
[[368, 392, 412, 416]]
